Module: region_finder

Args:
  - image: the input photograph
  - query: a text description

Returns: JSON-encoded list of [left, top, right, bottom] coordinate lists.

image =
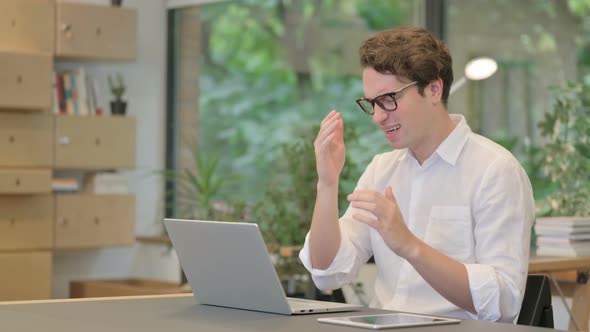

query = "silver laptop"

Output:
[[164, 218, 363, 315]]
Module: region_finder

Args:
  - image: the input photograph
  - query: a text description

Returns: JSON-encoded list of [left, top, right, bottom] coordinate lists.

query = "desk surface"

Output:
[[0, 294, 555, 332]]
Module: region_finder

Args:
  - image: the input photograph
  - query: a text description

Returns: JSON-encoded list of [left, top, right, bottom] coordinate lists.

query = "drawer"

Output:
[[54, 116, 136, 169], [0, 52, 53, 110], [56, 3, 136, 60], [55, 194, 135, 249], [0, 195, 54, 250], [0, 169, 51, 194], [0, 0, 55, 53], [0, 112, 53, 167], [0, 251, 52, 301]]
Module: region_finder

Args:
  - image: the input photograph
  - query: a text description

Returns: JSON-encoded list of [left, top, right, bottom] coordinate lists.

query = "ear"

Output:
[[429, 78, 443, 104]]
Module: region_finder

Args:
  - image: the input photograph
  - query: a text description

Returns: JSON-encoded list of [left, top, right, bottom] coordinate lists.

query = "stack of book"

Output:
[[52, 68, 104, 116], [52, 178, 79, 193], [535, 217, 590, 257]]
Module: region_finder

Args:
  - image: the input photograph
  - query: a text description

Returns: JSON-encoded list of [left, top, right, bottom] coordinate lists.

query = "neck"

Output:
[[412, 113, 456, 165]]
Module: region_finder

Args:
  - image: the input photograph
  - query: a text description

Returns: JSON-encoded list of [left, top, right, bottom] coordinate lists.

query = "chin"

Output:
[[388, 140, 405, 150]]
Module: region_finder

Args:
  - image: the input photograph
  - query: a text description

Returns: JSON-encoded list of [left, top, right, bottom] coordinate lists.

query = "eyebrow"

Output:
[[364, 90, 394, 100]]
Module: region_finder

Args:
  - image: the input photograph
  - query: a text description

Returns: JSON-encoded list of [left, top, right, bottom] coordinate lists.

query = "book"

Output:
[[52, 71, 59, 114], [536, 246, 590, 257], [86, 73, 97, 115], [63, 73, 75, 115], [89, 76, 104, 115], [83, 172, 128, 194], [70, 73, 79, 114], [75, 68, 90, 116], [56, 72, 66, 114], [536, 217, 590, 227], [537, 237, 590, 246], [536, 232, 590, 240], [52, 178, 79, 192], [534, 224, 590, 235]]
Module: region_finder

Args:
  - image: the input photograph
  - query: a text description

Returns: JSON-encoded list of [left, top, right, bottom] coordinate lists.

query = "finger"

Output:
[[320, 110, 338, 126], [335, 115, 344, 140], [350, 201, 378, 214], [316, 119, 340, 145], [321, 112, 340, 132], [352, 213, 379, 229], [348, 190, 381, 203], [318, 131, 337, 149], [317, 113, 340, 139], [385, 186, 398, 204]]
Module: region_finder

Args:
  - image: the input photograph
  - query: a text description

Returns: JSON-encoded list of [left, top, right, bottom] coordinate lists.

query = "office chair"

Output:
[[517, 274, 554, 328]]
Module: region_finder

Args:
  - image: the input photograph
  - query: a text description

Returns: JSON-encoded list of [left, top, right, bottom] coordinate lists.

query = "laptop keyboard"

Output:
[[287, 297, 350, 309]]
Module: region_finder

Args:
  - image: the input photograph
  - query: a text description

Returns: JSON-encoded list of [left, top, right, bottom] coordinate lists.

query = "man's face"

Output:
[[362, 67, 431, 152]]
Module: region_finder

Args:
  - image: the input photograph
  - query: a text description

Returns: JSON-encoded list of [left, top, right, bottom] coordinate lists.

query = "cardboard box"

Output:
[[70, 279, 190, 298]]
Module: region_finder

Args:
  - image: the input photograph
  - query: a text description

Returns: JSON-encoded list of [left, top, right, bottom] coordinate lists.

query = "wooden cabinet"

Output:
[[0, 52, 53, 110], [0, 169, 52, 194], [0, 251, 52, 300], [0, 0, 138, 301], [56, 2, 136, 60], [55, 194, 135, 249], [55, 116, 136, 169], [0, 195, 53, 250], [0, 0, 55, 53], [0, 112, 53, 167]]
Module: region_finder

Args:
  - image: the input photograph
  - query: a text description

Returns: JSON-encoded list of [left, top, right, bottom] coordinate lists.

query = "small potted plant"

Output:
[[108, 73, 127, 116]]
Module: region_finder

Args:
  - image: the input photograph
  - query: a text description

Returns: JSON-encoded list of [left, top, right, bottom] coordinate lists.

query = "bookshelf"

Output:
[[0, 0, 137, 301]]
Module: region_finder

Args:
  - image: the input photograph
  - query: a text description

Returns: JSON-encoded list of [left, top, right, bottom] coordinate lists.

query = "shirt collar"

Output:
[[396, 114, 471, 165], [435, 114, 471, 166]]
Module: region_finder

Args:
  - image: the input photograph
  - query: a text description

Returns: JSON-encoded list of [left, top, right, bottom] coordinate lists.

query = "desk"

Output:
[[0, 294, 555, 331], [529, 255, 590, 331]]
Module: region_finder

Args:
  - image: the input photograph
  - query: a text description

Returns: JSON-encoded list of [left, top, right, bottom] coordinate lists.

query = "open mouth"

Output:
[[386, 124, 401, 133]]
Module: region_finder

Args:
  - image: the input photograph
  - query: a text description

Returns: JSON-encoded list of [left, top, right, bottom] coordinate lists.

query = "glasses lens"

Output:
[[357, 99, 374, 114], [376, 94, 397, 111]]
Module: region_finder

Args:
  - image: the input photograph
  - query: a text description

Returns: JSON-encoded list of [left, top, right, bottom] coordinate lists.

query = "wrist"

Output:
[[401, 236, 425, 263], [317, 180, 339, 193]]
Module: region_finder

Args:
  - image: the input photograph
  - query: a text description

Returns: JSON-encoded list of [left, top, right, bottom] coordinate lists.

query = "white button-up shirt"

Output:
[[300, 114, 535, 322]]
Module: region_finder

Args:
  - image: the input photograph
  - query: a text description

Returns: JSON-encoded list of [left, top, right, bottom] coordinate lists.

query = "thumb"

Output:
[[385, 186, 397, 202]]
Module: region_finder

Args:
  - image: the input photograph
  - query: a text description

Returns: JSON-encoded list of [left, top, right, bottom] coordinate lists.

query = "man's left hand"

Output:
[[348, 186, 420, 259]]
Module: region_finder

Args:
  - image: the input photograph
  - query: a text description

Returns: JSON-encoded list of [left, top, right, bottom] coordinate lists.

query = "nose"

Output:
[[372, 105, 389, 125]]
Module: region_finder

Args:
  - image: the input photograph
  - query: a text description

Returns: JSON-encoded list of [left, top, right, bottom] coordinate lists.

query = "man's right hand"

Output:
[[314, 110, 345, 187]]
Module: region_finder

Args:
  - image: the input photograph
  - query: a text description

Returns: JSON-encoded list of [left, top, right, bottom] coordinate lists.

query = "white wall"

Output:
[[52, 0, 180, 298]]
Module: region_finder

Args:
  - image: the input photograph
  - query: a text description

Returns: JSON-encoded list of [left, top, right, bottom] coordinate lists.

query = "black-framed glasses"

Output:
[[355, 81, 418, 115]]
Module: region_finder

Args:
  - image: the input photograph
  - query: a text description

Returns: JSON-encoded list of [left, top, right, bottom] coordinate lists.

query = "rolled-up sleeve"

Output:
[[299, 229, 362, 290], [468, 156, 535, 322], [299, 156, 378, 291]]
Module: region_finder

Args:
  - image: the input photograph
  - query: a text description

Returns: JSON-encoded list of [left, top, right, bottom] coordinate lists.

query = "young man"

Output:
[[299, 27, 535, 322]]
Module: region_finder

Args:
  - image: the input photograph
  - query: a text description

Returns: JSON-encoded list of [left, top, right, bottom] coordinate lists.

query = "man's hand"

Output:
[[314, 110, 345, 187], [348, 186, 420, 259]]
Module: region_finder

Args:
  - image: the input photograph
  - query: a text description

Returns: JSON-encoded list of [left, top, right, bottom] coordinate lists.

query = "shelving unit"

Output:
[[0, 0, 137, 301]]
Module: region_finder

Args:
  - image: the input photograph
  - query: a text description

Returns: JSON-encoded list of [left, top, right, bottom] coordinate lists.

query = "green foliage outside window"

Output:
[[536, 81, 590, 217]]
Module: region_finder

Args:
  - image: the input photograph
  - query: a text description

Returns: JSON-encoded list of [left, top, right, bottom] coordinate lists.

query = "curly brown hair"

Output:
[[359, 26, 453, 107]]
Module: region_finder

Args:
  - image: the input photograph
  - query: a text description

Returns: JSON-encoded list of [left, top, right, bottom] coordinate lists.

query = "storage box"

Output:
[[55, 194, 135, 249], [0, 169, 51, 194], [0, 112, 53, 167], [0, 0, 55, 53], [0, 52, 53, 110], [0, 195, 54, 250], [70, 279, 190, 298], [56, 2, 136, 59], [54, 116, 136, 170]]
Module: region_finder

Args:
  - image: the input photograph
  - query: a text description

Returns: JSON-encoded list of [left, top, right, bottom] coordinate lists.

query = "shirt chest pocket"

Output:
[[424, 206, 473, 261]]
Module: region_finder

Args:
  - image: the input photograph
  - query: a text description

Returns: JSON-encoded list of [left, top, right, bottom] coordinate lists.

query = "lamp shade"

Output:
[[464, 57, 498, 80], [449, 56, 498, 95]]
